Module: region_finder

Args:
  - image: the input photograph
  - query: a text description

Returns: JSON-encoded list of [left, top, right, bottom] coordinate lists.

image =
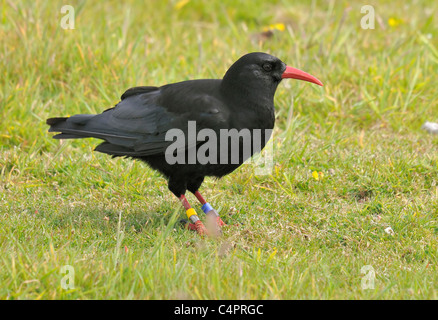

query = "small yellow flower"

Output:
[[312, 171, 324, 181], [271, 23, 285, 31], [174, 0, 189, 10], [263, 23, 286, 32], [388, 17, 402, 27]]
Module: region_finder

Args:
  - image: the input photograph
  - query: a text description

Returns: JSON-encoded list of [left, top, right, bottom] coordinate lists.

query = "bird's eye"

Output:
[[262, 63, 273, 72]]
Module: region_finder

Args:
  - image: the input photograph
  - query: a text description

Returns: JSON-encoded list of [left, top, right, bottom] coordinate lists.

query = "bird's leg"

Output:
[[193, 191, 226, 229], [179, 194, 208, 236]]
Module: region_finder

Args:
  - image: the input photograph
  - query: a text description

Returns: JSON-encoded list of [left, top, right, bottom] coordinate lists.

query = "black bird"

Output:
[[47, 52, 322, 236]]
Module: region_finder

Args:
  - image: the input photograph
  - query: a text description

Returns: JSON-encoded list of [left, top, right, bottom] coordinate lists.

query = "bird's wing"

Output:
[[50, 85, 229, 157]]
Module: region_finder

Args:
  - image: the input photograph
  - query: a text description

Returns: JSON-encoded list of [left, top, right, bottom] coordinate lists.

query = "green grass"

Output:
[[1, 0, 438, 299]]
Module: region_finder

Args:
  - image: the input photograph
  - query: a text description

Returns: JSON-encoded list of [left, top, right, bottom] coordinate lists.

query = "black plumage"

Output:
[[47, 52, 322, 235]]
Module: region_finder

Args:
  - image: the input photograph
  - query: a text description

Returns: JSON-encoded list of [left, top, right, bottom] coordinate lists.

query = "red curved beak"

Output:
[[282, 66, 323, 86]]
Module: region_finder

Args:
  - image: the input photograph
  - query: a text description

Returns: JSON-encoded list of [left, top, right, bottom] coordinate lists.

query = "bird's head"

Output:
[[222, 52, 322, 100]]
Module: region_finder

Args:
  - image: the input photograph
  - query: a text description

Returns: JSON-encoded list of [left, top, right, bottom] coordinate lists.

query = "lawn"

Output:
[[1, 0, 437, 299]]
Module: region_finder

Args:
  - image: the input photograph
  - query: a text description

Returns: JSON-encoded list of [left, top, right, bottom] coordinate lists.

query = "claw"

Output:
[[183, 220, 208, 235], [183, 220, 197, 231], [217, 216, 226, 227], [183, 216, 228, 237], [183, 220, 207, 236], [194, 220, 208, 236]]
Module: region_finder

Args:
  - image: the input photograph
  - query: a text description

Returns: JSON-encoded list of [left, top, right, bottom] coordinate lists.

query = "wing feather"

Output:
[[48, 81, 229, 157]]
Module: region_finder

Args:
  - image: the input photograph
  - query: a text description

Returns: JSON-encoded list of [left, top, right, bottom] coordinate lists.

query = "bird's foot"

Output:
[[217, 216, 226, 227], [182, 216, 223, 237], [194, 220, 208, 236], [183, 220, 208, 236]]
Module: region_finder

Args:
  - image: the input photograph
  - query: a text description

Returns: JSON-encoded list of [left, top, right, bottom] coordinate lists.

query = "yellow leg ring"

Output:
[[186, 208, 197, 219]]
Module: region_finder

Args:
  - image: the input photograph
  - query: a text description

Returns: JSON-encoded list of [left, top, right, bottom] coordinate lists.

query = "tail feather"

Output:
[[46, 114, 137, 146], [52, 133, 84, 139], [46, 117, 68, 126], [47, 116, 95, 139]]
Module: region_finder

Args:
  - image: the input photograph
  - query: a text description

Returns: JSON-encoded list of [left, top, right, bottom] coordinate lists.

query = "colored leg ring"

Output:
[[201, 203, 214, 214], [186, 208, 197, 219]]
